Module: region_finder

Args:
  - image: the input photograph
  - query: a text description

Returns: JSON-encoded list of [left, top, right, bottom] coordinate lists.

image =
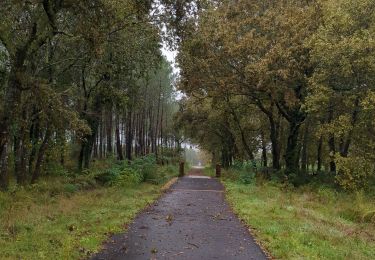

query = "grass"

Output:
[[223, 176, 375, 259], [203, 165, 216, 177], [0, 163, 178, 259]]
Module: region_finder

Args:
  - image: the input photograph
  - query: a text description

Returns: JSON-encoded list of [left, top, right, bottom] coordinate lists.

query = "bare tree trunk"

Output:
[[126, 110, 133, 161], [261, 131, 268, 167], [31, 127, 52, 183], [317, 135, 323, 172], [100, 113, 104, 159], [340, 97, 360, 157], [116, 112, 124, 160], [0, 143, 9, 191], [106, 105, 113, 155], [301, 122, 309, 173], [155, 87, 161, 160], [327, 104, 336, 173]]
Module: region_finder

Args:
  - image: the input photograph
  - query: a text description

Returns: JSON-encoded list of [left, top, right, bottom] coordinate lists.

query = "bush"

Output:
[[117, 168, 144, 186], [147, 165, 173, 185], [238, 170, 255, 184], [231, 160, 257, 185], [128, 155, 157, 182], [335, 155, 374, 190], [95, 168, 121, 185], [94, 155, 161, 186]]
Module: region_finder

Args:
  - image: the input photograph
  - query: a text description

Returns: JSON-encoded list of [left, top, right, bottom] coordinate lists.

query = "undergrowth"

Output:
[[0, 155, 179, 259], [220, 167, 375, 259]]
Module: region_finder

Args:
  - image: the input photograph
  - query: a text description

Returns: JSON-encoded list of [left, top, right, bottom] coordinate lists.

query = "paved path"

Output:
[[91, 168, 267, 260]]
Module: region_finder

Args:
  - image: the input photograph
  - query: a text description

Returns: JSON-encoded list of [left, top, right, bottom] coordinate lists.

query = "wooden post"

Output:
[[179, 161, 185, 177], [216, 164, 221, 178]]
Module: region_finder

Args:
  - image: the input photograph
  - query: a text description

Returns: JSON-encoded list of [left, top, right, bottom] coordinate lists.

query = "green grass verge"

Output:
[[0, 165, 178, 259], [202, 166, 216, 177], [223, 180, 375, 259]]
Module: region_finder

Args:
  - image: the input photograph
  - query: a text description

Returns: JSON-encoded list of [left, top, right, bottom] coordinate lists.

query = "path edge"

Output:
[[220, 179, 274, 260], [88, 176, 179, 259]]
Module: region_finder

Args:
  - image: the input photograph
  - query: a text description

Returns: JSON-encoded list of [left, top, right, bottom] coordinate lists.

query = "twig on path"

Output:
[[188, 242, 199, 248]]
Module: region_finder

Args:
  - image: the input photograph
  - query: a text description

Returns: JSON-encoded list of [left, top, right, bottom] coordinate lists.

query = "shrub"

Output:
[[128, 155, 157, 182], [94, 155, 160, 186], [95, 168, 121, 185], [335, 155, 374, 190], [117, 168, 144, 186], [230, 161, 257, 184], [238, 170, 255, 184]]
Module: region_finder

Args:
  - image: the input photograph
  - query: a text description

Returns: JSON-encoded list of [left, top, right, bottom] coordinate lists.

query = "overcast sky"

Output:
[[161, 45, 179, 74]]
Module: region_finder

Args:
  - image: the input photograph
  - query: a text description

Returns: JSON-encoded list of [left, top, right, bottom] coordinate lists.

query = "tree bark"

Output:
[[327, 104, 336, 173], [106, 105, 113, 155], [126, 110, 133, 161], [255, 101, 281, 170], [301, 122, 309, 173], [261, 130, 268, 167], [115, 112, 124, 160], [317, 135, 323, 172], [340, 97, 360, 157], [284, 119, 303, 176], [31, 127, 52, 183]]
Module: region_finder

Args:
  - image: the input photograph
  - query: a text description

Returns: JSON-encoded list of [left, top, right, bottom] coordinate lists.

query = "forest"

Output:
[[1, 0, 375, 259], [0, 0, 183, 190], [175, 0, 375, 190]]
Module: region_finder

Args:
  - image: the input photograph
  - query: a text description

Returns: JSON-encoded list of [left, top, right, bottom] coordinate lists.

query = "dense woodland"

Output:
[[1, 0, 375, 191], [173, 0, 375, 190], [0, 1, 183, 190]]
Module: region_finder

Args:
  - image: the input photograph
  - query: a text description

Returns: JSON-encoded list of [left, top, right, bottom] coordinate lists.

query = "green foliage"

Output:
[[238, 171, 255, 185], [174, 0, 375, 189], [127, 155, 157, 182], [63, 184, 79, 194], [95, 168, 122, 186], [93, 155, 178, 187], [95, 161, 145, 186], [335, 155, 374, 190], [0, 0, 180, 191], [227, 161, 257, 185]]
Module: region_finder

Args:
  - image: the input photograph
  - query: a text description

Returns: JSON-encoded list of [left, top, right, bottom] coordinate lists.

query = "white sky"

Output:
[[161, 45, 180, 74], [161, 44, 184, 100]]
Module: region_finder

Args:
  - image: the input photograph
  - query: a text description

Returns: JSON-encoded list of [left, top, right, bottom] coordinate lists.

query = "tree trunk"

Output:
[[255, 101, 281, 170], [261, 131, 268, 168], [78, 141, 85, 171], [327, 104, 336, 173], [31, 127, 52, 183], [99, 113, 104, 158], [0, 143, 9, 191], [0, 71, 23, 190], [106, 105, 113, 155], [14, 130, 28, 185], [340, 97, 360, 157], [116, 112, 124, 160], [317, 135, 323, 172], [285, 119, 302, 176], [301, 122, 309, 173], [269, 116, 281, 170], [126, 110, 133, 161]]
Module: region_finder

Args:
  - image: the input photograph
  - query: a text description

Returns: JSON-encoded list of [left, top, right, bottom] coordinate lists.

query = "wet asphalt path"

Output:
[[91, 168, 267, 260]]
